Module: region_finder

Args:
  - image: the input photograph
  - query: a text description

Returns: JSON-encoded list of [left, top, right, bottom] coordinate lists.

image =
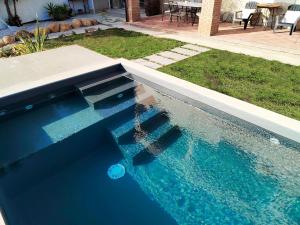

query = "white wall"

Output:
[[0, 0, 102, 25], [0, 0, 69, 24]]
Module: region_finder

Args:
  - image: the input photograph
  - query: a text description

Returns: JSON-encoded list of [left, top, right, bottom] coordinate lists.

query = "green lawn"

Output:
[[159, 49, 300, 120], [45, 28, 183, 59]]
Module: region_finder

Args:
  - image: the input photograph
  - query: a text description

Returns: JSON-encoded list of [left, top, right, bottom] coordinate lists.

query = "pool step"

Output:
[[118, 110, 170, 144], [76, 72, 130, 95], [84, 81, 140, 108], [133, 125, 182, 165], [101, 92, 157, 128], [93, 84, 146, 110], [110, 106, 160, 139]]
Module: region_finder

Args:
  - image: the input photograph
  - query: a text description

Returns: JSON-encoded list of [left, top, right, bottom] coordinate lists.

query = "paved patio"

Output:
[[131, 15, 300, 55]]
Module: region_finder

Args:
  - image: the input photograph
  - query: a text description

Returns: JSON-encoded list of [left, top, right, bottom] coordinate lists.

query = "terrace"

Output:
[[131, 15, 300, 52]]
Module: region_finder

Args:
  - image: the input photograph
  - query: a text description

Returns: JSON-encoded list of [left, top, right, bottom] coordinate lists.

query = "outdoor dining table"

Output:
[[164, 1, 202, 9], [257, 3, 282, 29]]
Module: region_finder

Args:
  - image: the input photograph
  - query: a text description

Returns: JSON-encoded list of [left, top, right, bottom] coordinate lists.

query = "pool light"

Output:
[[117, 93, 124, 99], [25, 105, 33, 110], [107, 163, 125, 180]]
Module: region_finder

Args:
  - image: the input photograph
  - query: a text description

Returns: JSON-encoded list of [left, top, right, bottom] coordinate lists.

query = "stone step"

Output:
[[158, 51, 188, 61], [133, 58, 162, 69], [171, 47, 199, 56], [145, 54, 176, 66], [182, 44, 210, 53]]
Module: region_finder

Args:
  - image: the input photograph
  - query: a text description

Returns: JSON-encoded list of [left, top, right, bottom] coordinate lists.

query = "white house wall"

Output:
[[0, 0, 103, 25]]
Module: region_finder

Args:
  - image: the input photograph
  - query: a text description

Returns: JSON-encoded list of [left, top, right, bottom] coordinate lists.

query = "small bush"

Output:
[[17, 21, 47, 53], [0, 44, 29, 58], [45, 3, 72, 21]]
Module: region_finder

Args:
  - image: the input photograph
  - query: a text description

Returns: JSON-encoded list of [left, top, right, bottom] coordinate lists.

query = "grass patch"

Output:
[[159, 49, 300, 120], [45, 28, 183, 59]]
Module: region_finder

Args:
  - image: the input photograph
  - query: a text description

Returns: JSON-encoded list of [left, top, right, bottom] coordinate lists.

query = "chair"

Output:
[[232, 1, 260, 30], [169, 2, 186, 23], [161, 0, 171, 21], [273, 4, 300, 35], [189, 7, 201, 26]]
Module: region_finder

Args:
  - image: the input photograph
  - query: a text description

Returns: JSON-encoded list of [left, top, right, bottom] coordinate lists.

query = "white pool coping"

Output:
[[119, 58, 300, 143], [0, 210, 5, 225], [0, 45, 116, 98]]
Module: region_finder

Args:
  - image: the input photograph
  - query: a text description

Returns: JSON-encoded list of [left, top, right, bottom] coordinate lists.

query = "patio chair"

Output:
[[273, 4, 300, 35], [161, 0, 171, 21], [232, 1, 260, 30], [169, 2, 186, 23], [189, 7, 201, 26]]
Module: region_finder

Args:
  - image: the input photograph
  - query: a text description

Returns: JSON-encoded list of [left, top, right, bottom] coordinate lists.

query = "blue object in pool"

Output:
[[107, 163, 125, 179]]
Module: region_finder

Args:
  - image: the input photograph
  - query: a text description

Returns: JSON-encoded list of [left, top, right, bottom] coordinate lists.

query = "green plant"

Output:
[[0, 43, 28, 57], [45, 2, 71, 21], [17, 21, 47, 53]]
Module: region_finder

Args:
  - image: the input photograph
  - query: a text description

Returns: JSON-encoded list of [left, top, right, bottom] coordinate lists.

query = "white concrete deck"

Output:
[[0, 210, 5, 225], [0, 45, 116, 97]]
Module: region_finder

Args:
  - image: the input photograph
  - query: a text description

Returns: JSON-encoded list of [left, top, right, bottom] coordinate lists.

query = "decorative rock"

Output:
[[32, 27, 50, 35], [0, 39, 5, 48], [59, 23, 72, 32], [81, 18, 92, 27], [71, 19, 82, 29], [47, 22, 60, 33], [15, 30, 34, 40], [2, 36, 16, 45], [90, 19, 100, 25]]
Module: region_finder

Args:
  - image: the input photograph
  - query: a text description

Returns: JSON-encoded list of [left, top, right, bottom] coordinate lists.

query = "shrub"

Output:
[[17, 21, 47, 53], [0, 44, 29, 58], [45, 3, 72, 21]]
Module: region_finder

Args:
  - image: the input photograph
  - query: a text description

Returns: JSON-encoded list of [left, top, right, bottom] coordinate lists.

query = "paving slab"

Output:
[[144, 54, 176, 65], [171, 47, 199, 56], [182, 44, 210, 53], [158, 51, 188, 61], [133, 59, 162, 69]]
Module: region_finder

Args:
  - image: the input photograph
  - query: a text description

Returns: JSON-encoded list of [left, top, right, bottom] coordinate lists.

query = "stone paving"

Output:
[[133, 45, 210, 69]]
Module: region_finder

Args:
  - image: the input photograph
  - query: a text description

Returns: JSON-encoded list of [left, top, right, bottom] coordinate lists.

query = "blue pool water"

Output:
[[0, 76, 299, 225]]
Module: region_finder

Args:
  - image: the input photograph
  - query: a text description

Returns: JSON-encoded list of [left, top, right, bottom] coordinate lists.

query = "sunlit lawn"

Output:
[[45, 28, 183, 59], [160, 50, 300, 120]]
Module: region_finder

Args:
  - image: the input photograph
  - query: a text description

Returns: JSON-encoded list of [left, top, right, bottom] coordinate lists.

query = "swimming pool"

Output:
[[0, 66, 299, 225]]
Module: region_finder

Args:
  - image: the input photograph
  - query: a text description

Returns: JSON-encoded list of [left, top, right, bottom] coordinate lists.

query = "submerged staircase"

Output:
[[76, 71, 182, 165]]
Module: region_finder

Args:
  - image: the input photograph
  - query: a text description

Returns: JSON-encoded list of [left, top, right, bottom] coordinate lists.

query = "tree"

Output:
[[3, 0, 22, 26]]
